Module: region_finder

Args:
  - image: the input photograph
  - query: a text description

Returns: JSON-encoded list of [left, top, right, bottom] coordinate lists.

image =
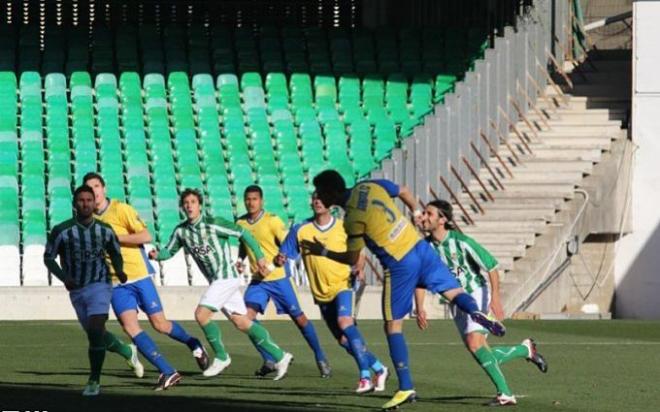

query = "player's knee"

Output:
[[150, 316, 171, 334], [294, 313, 308, 328], [384, 319, 403, 335], [231, 314, 251, 332], [337, 316, 354, 330], [465, 333, 485, 353]]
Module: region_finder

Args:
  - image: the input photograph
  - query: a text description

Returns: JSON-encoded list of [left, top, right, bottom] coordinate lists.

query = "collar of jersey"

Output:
[[247, 210, 265, 224], [188, 215, 203, 227], [312, 216, 335, 232], [75, 218, 96, 230], [97, 198, 112, 216]]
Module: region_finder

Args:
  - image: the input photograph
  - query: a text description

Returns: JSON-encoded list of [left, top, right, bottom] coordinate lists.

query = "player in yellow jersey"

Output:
[[83, 173, 209, 390], [236, 185, 329, 378], [275, 191, 389, 393], [302, 170, 505, 410]]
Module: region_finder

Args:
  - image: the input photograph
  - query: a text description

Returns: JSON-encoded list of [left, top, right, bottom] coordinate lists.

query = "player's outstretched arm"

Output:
[[117, 229, 152, 246], [397, 185, 419, 214], [150, 228, 181, 261]]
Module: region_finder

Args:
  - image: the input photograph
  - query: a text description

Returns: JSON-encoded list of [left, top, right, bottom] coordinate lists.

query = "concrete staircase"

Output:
[[449, 55, 631, 311]]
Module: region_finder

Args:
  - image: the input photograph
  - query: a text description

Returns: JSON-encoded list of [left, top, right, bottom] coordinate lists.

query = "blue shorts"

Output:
[[319, 289, 353, 340], [70, 281, 113, 330], [111, 276, 164, 317], [383, 240, 460, 321], [244, 277, 304, 318]]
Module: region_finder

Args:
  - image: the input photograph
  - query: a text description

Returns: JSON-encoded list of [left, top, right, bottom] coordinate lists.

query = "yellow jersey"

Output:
[[95, 199, 154, 282], [236, 211, 287, 281], [280, 217, 351, 303], [344, 180, 419, 268]]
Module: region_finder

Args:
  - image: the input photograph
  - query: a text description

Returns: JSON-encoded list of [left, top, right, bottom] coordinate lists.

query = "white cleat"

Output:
[[373, 366, 389, 392], [203, 356, 232, 377], [489, 393, 517, 406], [127, 344, 144, 378], [356, 377, 375, 394], [273, 352, 294, 381], [82, 381, 100, 396]]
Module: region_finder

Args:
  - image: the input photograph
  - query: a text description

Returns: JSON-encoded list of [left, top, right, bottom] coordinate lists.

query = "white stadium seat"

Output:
[[22, 244, 49, 286], [0, 245, 21, 286], [160, 249, 189, 286]]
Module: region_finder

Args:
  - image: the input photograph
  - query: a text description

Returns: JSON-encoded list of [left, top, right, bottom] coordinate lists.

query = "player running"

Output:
[[416, 200, 548, 406], [83, 172, 207, 391], [302, 170, 505, 410], [43, 185, 128, 396], [275, 191, 389, 393], [236, 185, 329, 378], [149, 188, 294, 380]]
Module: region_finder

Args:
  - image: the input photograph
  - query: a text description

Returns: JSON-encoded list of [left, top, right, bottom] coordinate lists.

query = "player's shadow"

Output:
[[16, 368, 139, 379], [0, 380, 360, 412]]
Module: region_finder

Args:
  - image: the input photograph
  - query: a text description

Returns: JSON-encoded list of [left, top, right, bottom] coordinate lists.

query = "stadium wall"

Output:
[[615, 0, 660, 319]]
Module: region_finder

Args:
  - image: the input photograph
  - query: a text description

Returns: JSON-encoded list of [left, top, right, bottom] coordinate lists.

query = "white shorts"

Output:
[[199, 277, 247, 317], [449, 286, 490, 336]]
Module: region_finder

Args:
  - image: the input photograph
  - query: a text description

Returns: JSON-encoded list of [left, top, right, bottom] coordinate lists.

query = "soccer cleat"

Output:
[[154, 371, 182, 391], [373, 366, 389, 392], [82, 381, 100, 396], [382, 390, 417, 410], [126, 343, 144, 378], [192, 345, 210, 371], [273, 352, 294, 381], [203, 356, 232, 377], [254, 361, 277, 378], [356, 377, 374, 394], [471, 311, 506, 337], [317, 360, 332, 378], [489, 393, 517, 406], [522, 338, 548, 373]]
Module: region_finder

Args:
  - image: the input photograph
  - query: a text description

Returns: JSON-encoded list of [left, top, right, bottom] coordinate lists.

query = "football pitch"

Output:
[[1, 319, 659, 412]]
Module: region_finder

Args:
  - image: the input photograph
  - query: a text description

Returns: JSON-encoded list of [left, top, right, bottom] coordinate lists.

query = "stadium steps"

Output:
[[450, 60, 629, 280]]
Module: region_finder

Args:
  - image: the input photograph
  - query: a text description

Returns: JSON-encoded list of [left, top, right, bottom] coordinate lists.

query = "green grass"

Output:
[[1, 320, 660, 411]]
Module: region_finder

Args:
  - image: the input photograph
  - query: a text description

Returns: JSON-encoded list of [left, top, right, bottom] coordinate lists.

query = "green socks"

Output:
[[474, 346, 512, 396], [103, 331, 133, 360], [247, 322, 284, 362], [492, 345, 529, 365], [87, 329, 106, 382], [201, 322, 229, 361]]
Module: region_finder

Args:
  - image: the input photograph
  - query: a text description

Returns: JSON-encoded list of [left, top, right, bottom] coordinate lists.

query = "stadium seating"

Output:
[[0, 23, 488, 284]]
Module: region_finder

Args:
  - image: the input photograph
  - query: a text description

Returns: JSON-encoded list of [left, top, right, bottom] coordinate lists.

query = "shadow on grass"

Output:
[[0, 380, 373, 412]]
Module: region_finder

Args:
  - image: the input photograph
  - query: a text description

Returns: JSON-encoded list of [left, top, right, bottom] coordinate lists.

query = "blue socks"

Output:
[[132, 331, 176, 375], [340, 339, 384, 373], [387, 332, 414, 391], [251, 320, 276, 363], [298, 320, 326, 363], [168, 321, 202, 351], [453, 292, 480, 315], [343, 325, 371, 379]]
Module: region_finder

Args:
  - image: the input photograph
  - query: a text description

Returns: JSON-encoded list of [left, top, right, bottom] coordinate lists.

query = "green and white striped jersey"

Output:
[[427, 230, 498, 294], [44, 218, 123, 287], [157, 215, 264, 282]]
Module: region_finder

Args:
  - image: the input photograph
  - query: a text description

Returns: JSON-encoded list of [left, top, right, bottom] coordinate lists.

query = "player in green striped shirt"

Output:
[[149, 188, 293, 379], [415, 200, 548, 406], [43, 185, 128, 396]]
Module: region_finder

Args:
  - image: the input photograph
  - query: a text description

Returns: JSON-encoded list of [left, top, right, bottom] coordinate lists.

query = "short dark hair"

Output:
[[180, 188, 204, 207], [244, 185, 263, 198], [73, 185, 95, 201], [427, 199, 455, 230], [312, 169, 347, 207], [82, 172, 105, 187]]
